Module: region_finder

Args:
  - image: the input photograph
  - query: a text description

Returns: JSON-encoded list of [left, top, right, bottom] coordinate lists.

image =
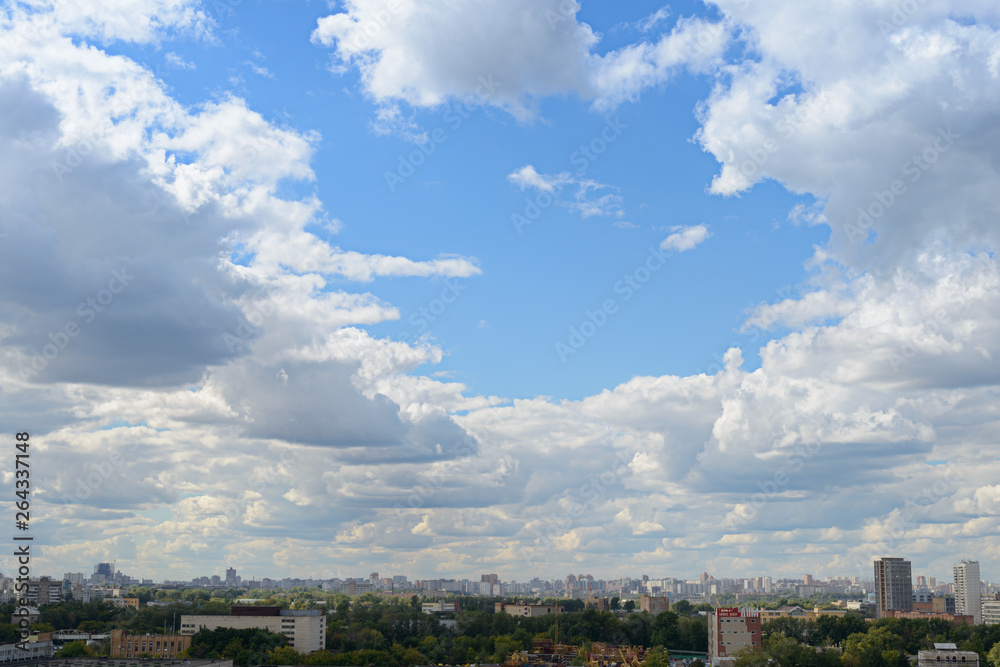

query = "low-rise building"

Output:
[[757, 606, 847, 623], [884, 611, 974, 625], [421, 601, 460, 614], [108, 598, 139, 610], [586, 597, 611, 612], [0, 640, 54, 661], [180, 607, 325, 653], [494, 603, 561, 617], [10, 607, 40, 626], [110, 630, 192, 658], [918, 643, 979, 667]]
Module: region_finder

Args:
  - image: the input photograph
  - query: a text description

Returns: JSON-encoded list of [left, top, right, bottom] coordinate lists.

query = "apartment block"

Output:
[[709, 608, 761, 667], [982, 599, 1000, 625], [954, 561, 982, 625]]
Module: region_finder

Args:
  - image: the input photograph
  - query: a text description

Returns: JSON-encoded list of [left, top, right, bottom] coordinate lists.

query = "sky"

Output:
[[1, 0, 1000, 585]]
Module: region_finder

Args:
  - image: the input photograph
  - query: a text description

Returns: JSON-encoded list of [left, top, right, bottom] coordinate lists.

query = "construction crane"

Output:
[[554, 599, 559, 645]]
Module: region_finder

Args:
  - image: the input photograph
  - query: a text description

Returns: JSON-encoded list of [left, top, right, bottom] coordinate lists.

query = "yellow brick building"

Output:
[[110, 629, 192, 658]]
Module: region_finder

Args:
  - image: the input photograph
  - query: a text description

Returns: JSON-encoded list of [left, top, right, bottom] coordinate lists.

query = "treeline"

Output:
[[738, 614, 1000, 667], [4, 590, 711, 666], [182, 627, 287, 666], [0, 598, 229, 636], [317, 595, 707, 666]]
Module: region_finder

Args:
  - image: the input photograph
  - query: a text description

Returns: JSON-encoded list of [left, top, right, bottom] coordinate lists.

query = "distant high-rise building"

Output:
[[481, 574, 499, 585], [916, 576, 928, 587], [225, 568, 237, 586], [929, 577, 937, 588], [804, 574, 813, 585], [95, 562, 114, 578], [875, 557, 913, 619], [954, 560, 982, 625]]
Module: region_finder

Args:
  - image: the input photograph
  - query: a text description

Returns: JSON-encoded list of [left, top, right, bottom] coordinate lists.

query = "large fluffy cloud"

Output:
[[312, 0, 729, 120]]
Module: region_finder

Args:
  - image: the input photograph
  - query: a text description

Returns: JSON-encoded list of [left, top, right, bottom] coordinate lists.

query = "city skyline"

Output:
[[35, 559, 996, 591], [2, 1, 1000, 579]]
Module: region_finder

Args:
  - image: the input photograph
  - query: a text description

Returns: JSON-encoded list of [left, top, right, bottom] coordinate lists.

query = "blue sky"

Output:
[[114, 0, 828, 400], [3, 0, 1000, 582]]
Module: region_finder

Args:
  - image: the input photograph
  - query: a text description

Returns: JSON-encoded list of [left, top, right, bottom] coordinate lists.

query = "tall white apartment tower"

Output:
[[954, 560, 981, 624]]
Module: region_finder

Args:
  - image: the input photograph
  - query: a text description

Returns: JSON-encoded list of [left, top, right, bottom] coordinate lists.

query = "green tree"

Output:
[[55, 640, 96, 658], [610, 597, 621, 611], [987, 643, 1000, 667], [644, 646, 670, 667], [269, 646, 302, 664], [650, 611, 679, 648], [672, 600, 693, 616], [732, 647, 769, 667], [491, 634, 522, 663], [0, 623, 21, 643], [624, 600, 636, 612]]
